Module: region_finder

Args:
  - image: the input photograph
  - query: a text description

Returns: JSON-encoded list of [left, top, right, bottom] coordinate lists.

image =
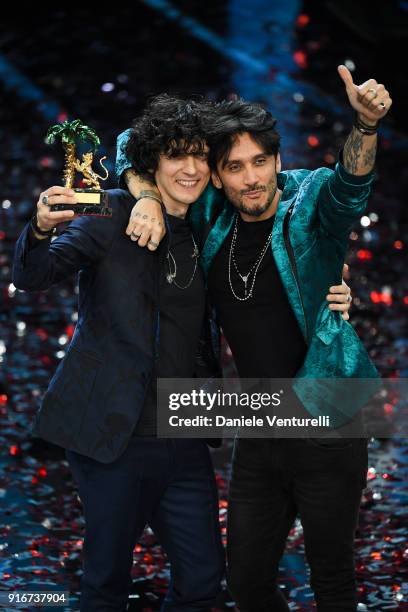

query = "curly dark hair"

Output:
[[125, 94, 211, 179], [205, 98, 281, 170]]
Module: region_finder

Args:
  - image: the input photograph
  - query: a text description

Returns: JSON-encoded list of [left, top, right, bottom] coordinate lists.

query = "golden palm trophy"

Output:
[[46, 119, 112, 216]]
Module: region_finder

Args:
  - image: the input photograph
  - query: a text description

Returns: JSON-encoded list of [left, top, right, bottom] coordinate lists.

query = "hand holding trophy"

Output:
[[46, 119, 112, 216]]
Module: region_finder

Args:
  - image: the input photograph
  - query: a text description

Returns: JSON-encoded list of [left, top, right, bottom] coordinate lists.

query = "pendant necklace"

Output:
[[166, 235, 199, 289], [228, 214, 273, 301]]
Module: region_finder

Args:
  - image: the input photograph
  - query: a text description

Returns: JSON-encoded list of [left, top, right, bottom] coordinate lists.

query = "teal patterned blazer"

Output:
[[116, 131, 380, 427]]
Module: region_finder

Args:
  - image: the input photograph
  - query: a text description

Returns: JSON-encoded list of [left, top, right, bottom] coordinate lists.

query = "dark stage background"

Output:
[[0, 1, 407, 610]]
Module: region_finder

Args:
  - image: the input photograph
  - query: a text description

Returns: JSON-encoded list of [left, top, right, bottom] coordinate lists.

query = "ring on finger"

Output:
[[346, 294, 352, 303], [378, 102, 386, 109], [132, 233, 141, 239], [42, 195, 49, 205], [148, 239, 159, 248], [368, 88, 378, 98]]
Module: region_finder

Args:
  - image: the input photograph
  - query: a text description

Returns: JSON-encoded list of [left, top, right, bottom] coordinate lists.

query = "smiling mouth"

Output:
[[176, 179, 200, 188], [243, 189, 264, 198]]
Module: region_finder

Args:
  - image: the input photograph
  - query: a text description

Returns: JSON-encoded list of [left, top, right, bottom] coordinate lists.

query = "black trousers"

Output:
[[227, 437, 368, 612], [66, 438, 224, 612]]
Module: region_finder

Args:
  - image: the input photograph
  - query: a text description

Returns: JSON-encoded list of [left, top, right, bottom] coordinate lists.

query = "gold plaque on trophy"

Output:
[[46, 119, 112, 216]]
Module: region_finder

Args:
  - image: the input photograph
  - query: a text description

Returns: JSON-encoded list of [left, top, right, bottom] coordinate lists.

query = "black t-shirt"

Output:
[[208, 213, 307, 379], [134, 214, 205, 435]]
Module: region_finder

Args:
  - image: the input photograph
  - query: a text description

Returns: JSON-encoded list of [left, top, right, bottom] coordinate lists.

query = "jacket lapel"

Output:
[[200, 199, 235, 278], [271, 196, 308, 341]]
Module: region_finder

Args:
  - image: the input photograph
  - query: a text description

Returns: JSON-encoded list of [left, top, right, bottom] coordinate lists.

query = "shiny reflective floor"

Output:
[[0, 1, 407, 609]]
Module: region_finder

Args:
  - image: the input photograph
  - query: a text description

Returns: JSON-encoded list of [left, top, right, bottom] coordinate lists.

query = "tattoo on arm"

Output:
[[343, 127, 377, 175], [124, 169, 156, 188], [124, 170, 134, 186], [343, 128, 363, 175], [363, 144, 377, 168], [139, 189, 162, 201]]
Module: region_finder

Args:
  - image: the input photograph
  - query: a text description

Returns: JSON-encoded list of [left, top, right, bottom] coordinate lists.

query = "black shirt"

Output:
[[208, 213, 307, 379], [134, 214, 205, 435]]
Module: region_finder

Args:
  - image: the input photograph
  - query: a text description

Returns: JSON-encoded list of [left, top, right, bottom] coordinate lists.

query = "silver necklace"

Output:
[[228, 214, 273, 301], [166, 235, 199, 289]]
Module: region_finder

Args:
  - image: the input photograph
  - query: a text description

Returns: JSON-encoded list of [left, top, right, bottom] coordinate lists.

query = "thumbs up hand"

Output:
[[337, 65, 392, 126]]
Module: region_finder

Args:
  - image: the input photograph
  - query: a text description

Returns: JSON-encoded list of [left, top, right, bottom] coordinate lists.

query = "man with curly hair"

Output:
[[115, 66, 390, 611], [12, 96, 225, 612]]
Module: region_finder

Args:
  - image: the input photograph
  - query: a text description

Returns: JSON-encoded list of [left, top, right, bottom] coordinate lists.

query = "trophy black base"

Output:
[[49, 189, 112, 217]]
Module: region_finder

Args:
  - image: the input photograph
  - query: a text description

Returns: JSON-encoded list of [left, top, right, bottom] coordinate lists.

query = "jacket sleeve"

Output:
[[317, 152, 375, 241], [115, 129, 133, 188], [12, 198, 122, 291]]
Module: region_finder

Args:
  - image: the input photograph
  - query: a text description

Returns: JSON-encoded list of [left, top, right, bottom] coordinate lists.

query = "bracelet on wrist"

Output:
[[135, 194, 163, 205], [30, 213, 56, 237], [354, 112, 378, 135]]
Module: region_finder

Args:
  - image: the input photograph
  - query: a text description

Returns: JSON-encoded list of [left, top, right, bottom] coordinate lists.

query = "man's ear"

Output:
[[212, 172, 223, 189], [276, 153, 282, 173]]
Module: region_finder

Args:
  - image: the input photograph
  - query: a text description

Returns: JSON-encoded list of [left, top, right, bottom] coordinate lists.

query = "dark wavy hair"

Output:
[[125, 94, 211, 179], [205, 99, 281, 170]]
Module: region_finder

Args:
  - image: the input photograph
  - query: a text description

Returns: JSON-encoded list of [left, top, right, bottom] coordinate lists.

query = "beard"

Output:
[[226, 180, 278, 217], [235, 189, 276, 216]]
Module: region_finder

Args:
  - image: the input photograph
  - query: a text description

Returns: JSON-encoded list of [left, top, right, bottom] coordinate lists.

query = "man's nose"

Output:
[[242, 166, 258, 185], [183, 156, 199, 175]]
